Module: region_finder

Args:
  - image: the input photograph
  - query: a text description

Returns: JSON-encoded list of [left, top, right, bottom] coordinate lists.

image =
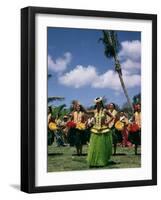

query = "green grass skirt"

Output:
[[87, 130, 113, 167]]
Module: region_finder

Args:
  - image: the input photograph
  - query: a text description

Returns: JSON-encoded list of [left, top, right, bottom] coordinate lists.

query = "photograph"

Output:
[[47, 27, 141, 172], [21, 6, 157, 193]]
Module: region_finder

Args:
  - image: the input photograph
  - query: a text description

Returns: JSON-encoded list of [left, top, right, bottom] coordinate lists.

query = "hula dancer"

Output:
[[68, 102, 86, 156], [59, 115, 69, 144], [106, 103, 120, 155], [48, 116, 57, 145], [49, 116, 65, 147], [128, 104, 141, 155], [87, 97, 113, 167], [115, 111, 130, 147]]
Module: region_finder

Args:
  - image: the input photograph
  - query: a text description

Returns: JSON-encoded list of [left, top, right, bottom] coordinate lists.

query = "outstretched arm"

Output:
[[81, 105, 94, 115]]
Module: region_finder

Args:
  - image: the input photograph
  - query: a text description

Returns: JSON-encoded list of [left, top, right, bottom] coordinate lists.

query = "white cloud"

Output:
[[121, 59, 141, 71], [59, 65, 141, 91], [59, 65, 97, 88], [122, 71, 141, 88], [119, 40, 141, 74], [48, 52, 72, 72], [119, 40, 141, 61], [92, 70, 120, 90], [92, 69, 140, 90], [57, 40, 141, 91]]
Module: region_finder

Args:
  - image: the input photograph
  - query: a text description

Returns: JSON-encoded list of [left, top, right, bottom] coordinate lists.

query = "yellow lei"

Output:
[[91, 109, 110, 134], [76, 122, 86, 130], [73, 111, 82, 123], [73, 111, 86, 130]]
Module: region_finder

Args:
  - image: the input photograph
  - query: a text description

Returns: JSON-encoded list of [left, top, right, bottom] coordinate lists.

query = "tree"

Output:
[[48, 96, 65, 104], [51, 104, 67, 118], [99, 30, 133, 112]]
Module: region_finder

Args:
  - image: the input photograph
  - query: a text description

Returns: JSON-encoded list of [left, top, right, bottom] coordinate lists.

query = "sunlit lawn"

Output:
[[47, 142, 141, 172]]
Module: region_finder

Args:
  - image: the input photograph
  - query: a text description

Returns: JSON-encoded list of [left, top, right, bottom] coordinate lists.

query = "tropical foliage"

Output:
[[133, 93, 141, 105], [49, 104, 70, 119], [121, 93, 141, 118]]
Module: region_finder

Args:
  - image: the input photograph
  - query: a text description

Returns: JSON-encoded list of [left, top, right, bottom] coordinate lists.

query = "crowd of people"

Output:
[[48, 97, 141, 167]]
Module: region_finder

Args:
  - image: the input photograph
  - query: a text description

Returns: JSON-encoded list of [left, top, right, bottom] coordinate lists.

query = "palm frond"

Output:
[[99, 30, 120, 58], [48, 96, 65, 103], [110, 31, 121, 54], [57, 104, 66, 116]]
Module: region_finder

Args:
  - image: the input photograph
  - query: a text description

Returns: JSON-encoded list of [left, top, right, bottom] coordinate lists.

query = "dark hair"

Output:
[[79, 104, 86, 112], [48, 106, 52, 113], [94, 101, 104, 109], [49, 116, 56, 123], [109, 102, 116, 109], [71, 102, 86, 112]]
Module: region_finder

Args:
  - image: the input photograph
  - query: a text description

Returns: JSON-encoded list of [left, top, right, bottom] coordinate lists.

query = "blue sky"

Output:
[[47, 27, 141, 108]]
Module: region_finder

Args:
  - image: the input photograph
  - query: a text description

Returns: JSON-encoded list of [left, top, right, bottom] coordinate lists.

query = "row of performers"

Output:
[[48, 97, 141, 166]]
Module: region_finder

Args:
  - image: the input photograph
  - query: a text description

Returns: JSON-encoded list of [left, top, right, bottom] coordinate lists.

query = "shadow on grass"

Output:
[[113, 153, 126, 156], [48, 153, 63, 156], [108, 160, 120, 165], [72, 153, 87, 156]]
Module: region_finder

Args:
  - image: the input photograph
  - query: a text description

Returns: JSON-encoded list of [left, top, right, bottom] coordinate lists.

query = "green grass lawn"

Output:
[[48, 143, 141, 172]]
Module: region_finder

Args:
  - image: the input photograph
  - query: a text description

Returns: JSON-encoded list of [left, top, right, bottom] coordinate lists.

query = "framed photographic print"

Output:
[[21, 6, 157, 193]]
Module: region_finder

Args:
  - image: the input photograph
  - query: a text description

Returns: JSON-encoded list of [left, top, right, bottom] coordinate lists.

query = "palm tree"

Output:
[[48, 96, 65, 103], [99, 30, 133, 111]]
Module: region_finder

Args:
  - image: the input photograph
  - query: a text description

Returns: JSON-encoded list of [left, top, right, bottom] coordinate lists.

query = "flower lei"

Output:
[[74, 111, 82, 123], [95, 109, 104, 128]]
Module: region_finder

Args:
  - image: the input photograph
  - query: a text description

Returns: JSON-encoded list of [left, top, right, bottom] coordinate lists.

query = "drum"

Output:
[[128, 123, 140, 132], [49, 122, 57, 131], [115, 121, 124, 131]]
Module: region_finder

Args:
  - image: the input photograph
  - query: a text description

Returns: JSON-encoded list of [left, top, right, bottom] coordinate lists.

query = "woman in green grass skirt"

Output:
[[87, 97, 113, 167]]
